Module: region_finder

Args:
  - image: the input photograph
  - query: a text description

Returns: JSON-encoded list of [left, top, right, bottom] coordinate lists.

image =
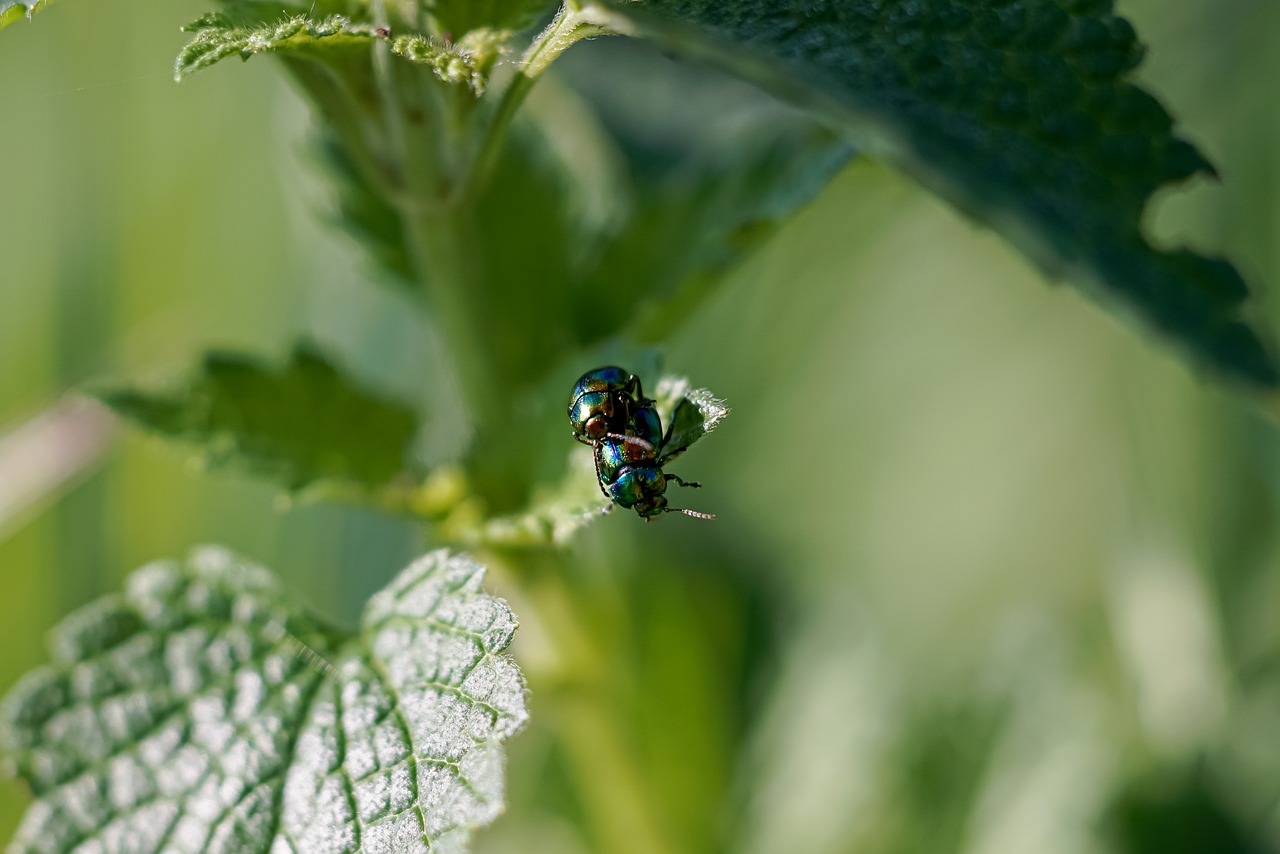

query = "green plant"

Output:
[[2, 0, 1277, 851]]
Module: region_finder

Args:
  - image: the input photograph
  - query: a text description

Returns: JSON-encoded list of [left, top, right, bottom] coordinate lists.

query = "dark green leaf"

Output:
[[0, 547, 527, 853], [601, 0, 1279, 388], [1105, 771, 1271, 854], [555, 38, 854, 345], [97, 344, 419, 492], [430, 0, 558, 37]]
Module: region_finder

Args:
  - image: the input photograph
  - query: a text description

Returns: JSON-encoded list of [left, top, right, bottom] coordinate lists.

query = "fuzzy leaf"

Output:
[[177, 13, 511, 93], [175, 14, 379, 81], [0, 547, 527, 854], [97, 344, 419, 492], [602, 0, 1279, 388], [654, 375, 729, 463], [390, 28, 512, 94], [0, 0, 54, 32]]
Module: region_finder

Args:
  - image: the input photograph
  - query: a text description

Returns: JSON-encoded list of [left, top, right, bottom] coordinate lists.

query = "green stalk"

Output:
[[487, 553, 679, 854], [456, 2, 629, 205], [402, 205, 501, 427]]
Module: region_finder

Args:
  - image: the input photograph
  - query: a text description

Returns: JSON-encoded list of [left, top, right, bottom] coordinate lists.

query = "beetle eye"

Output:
[[585, 417, 607, 439]]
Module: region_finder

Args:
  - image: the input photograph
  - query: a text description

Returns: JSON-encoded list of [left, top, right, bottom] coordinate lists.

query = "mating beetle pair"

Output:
[[568, 366, 715, 520]]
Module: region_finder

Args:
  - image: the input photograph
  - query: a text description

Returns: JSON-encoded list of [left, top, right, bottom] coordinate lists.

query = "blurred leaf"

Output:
[[0, 0, 54, 32], [601, 0, 1279, 389], [861, 700, 1008, 852], [318, 131, 420, 290], [463, 102, 621, 392], [606, 123, 852, 344], [0, 547, 527, 854], [97, 344, 419, 493], [430, 0, 559, 37], [553, 39, 854, 351], [457, 41, 852, 400], [1105, 771, 1271, 854]]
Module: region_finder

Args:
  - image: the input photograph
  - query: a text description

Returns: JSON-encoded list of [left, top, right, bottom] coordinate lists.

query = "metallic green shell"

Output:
[[571, 366, 706, 520], [568, 366, 642, 444], [606, 466, 666, 512]]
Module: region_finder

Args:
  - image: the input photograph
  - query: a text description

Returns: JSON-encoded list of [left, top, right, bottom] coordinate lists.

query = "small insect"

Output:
[[567, 365, 645, 445], [568, 366, 715, 521]]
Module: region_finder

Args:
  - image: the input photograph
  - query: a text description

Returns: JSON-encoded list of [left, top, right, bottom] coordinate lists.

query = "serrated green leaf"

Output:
[[97, 344, 419, 492], [653, 374, 728, 463], [0, 0, 54, 32], [599, 0, 1279, 389], [391, 28, 511, 94], [0, 547, 528, 854], [175, 14, 379, 82], [176, 13, 511, 93]]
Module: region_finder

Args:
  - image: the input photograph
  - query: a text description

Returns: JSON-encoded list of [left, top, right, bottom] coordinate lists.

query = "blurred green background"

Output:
[[2, 0, 1280, 851]]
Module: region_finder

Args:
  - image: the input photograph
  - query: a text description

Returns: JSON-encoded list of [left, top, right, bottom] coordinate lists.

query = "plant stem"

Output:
[[456, 2, 629, 205], [486, 553, 679, 854], [557, 695, 677, 854], [402, 206, 502, 428]]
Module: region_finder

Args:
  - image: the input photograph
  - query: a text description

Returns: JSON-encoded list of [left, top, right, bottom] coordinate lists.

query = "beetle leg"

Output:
[[666, 474, 702, 489], [628, 374, 645, 403]]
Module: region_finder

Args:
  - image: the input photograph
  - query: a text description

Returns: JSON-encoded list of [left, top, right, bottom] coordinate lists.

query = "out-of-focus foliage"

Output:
[[99, 345, 420, 493], [602, 0, 1278, 389]]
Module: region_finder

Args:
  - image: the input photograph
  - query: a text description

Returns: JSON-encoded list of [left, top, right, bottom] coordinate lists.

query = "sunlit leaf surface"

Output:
[[0, 547, 527, 854], [176, 13, 511, 93]]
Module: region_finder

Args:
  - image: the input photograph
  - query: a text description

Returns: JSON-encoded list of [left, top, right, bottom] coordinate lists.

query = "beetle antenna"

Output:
[[668, 507, 716, 520], [605, 432, 655, 453]]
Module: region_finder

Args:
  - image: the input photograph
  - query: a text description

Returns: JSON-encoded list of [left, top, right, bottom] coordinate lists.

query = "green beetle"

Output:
[[589, 385, 714, 521], [567, 366, 645, 446]]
